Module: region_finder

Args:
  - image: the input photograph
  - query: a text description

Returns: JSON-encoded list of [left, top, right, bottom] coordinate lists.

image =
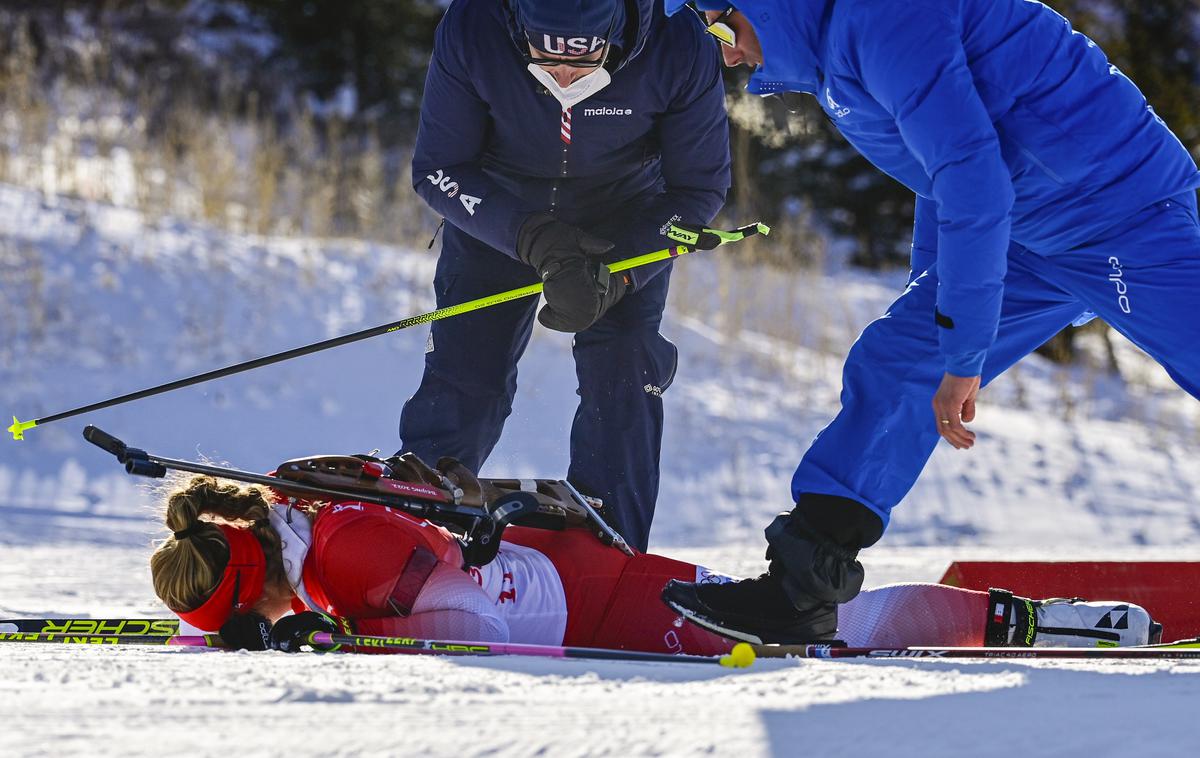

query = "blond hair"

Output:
[[149, 475, 287, 614]]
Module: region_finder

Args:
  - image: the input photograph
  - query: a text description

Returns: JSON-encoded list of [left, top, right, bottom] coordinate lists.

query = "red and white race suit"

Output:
[[272, 501, 736, 656]]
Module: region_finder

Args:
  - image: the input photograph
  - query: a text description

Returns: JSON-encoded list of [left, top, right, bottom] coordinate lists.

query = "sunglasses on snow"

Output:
[[692, 5, 737, 48]]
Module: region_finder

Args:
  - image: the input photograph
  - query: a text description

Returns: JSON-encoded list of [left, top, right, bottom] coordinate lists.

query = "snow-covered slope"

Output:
[[2, 182, 1198, 550], [4, 184, 1200, 757]]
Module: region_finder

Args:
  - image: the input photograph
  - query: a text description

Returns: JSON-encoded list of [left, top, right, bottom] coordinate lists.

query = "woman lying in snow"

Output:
[[149, 473, 1160, 654]]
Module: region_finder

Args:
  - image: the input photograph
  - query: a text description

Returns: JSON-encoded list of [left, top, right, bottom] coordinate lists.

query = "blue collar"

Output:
[[744, 0, 834, 95]]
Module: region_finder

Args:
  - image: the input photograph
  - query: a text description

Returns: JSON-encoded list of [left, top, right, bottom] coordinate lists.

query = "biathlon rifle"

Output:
[[83, 425, 551, 566]]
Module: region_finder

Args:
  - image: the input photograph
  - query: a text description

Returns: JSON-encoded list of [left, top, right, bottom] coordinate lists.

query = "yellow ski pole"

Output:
[[9, 222, 769, 441]]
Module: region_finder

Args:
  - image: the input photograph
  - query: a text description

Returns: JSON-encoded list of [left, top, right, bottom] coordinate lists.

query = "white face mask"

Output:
[[527, 64, 612, 110]]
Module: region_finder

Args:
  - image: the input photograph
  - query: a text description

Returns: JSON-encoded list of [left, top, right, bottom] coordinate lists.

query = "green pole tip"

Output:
[[8, 416, 35, 441], [756, 222, 771, 236]]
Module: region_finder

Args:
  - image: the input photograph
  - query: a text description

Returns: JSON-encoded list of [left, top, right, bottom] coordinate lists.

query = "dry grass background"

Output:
[[0, 6, 1196, 446], [0, 10, 425, 245]]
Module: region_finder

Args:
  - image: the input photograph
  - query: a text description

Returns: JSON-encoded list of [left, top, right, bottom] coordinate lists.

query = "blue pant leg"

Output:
[[1029, 194, 1200, 399], [398, 226, 540, 471], [568, 266, 677, 551], [791, 248, 1085, 529]]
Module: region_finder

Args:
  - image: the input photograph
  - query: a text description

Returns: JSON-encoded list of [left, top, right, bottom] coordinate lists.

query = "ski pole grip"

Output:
[[83, 425, 128, 461]]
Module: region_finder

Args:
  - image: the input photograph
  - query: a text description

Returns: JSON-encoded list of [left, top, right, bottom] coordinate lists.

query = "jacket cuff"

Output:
[[942, 349, 987, 378]]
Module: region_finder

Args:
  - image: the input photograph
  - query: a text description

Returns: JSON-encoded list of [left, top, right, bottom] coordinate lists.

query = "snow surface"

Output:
[[3, 184, 1200, 756]]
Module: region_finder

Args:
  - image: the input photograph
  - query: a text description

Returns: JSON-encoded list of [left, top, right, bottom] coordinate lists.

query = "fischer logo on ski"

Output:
[[44, 619, 177, 636]]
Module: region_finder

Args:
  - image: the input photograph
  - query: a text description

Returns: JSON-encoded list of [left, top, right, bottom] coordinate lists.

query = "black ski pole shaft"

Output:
[[310, 632, 755, 667], [9, 312, 438, 440], [8, 222, 769, 441]]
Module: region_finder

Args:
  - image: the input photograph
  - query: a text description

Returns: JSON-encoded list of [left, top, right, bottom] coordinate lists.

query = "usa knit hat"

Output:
[[517, 0, 624, 57]]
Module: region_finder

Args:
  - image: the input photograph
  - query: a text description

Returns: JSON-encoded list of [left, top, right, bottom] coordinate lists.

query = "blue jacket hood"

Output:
[[664, 0, 833, 93]]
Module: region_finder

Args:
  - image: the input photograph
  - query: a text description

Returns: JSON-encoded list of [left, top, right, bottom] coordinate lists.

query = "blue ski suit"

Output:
[[671, 0, 1200, 532], [401, 0, 731, 550]]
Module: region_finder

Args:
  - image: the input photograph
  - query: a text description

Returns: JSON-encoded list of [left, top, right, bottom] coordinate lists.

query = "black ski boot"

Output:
[[662, 496, 882, 644], [662, 570, 838, 644]]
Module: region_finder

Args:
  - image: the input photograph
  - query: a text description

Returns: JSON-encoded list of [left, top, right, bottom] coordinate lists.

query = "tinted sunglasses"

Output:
[[526, 53, 608, 70], [693, 5, 737, 48]]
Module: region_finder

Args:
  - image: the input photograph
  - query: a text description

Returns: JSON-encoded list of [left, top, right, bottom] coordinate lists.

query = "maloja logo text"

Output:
[[426, 169, 482, 216], [582, 106, 632, 116]]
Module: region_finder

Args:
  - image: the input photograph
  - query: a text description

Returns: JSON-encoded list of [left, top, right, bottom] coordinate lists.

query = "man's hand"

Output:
[[517, 212, 627, 333], [932, 372, 981, 450]]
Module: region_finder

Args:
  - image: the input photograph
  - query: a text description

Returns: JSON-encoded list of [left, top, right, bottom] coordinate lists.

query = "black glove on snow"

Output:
[[219, 612, 273, 651], [268, 611, 352, 653], [516, 212, 627, 333]]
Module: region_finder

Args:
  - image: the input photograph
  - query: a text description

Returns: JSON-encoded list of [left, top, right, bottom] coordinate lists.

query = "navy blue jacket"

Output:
[[412, 0, 731, 289], [672, 0, 1200, 375]]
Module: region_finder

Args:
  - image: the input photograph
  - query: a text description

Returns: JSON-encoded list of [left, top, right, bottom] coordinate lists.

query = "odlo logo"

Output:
[[825, 87, 851, 118], [426, 169, 482, 216], [1108, 256, 1132, 314], [662, 629, 683, 654]]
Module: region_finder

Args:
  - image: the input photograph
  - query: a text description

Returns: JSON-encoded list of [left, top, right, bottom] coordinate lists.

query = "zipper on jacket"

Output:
[[550, 107, 571, 212]]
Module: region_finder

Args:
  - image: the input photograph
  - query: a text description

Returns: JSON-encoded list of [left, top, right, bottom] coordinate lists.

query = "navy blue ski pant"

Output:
[[793, 193, 1200, 529], [398, 225, 678, 551]]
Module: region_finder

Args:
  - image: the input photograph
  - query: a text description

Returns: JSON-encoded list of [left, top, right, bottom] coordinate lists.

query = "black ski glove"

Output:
[[219, 612, 273, 651], [516, 212, 627, 333], [268, 611, 353, 653]]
